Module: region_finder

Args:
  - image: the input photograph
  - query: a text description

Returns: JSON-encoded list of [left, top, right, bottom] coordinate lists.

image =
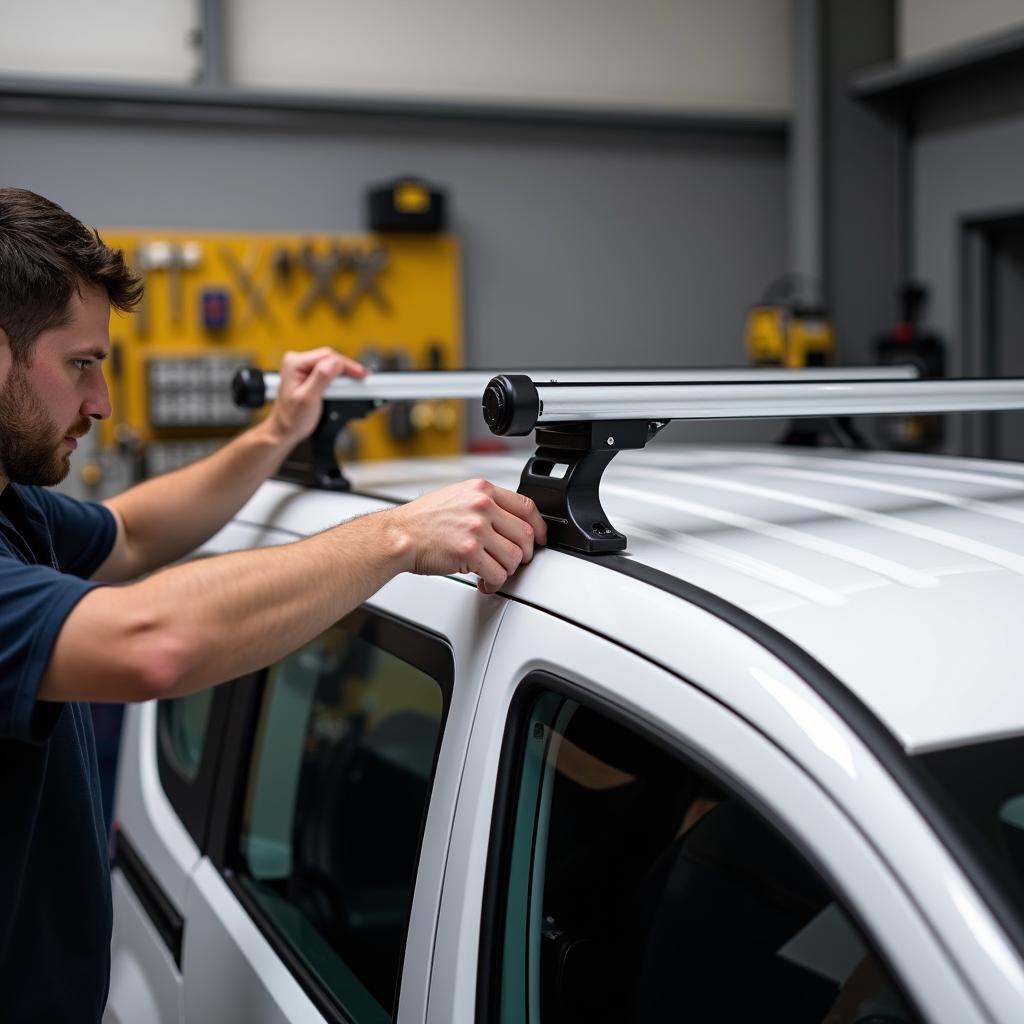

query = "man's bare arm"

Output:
[[40, 478, 545, 704], [95, 348, 365, 582]]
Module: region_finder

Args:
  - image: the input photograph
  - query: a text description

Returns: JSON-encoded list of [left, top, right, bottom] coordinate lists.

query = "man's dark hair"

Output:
[[0, 187, 142, 361]]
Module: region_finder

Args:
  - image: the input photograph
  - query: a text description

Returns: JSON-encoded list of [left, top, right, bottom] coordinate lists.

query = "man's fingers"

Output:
[[336, 355, 368, 379], [487, 485, 547, 546], [283, 348, 368, 383], [281, 347, 335, 377], [292, 355, 345, 401], [471, 550, 508, 594], [485, 527, 525, 577], [489, 505, 536, 564]]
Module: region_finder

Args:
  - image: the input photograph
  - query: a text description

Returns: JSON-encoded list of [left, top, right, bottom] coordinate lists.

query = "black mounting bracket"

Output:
[[519, 419, 665, 554], [276, 400, 378, 490], [231, 366, 379, 491]]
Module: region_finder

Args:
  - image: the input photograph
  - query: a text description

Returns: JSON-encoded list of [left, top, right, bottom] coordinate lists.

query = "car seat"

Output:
[[629, 800, 837, 1023]]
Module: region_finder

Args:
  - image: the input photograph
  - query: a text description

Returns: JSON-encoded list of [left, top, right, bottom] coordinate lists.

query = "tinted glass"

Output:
[[237, 614, 446, 1023], [495, 690, 919, 1023], [918, 733, 1024, 932], [162, 689, 214, 782]]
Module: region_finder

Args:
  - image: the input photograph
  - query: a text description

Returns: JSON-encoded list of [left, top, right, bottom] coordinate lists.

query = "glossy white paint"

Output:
[[176, 519, 510, 1023], [328, 446, 1024, 752], [182, 859, 324, 1023], [114, 702, 199, 912], [113, 440, 1024, 1023], [426, 603, 987, 1023], [104, 872, 182, 1024], [496, 554, 1024, 1021]]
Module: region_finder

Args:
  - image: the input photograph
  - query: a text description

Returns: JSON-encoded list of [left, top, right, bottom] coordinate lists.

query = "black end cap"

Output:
[[483, 375, 540, 436], [232, 367, 266, 409]]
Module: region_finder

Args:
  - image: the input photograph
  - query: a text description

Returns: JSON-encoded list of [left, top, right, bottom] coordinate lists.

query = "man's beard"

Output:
[[0, 362, 90, 487]]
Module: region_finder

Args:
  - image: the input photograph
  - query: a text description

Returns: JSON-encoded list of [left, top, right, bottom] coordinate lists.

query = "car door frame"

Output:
[[426, 596, 991, 1024], [171, 565, 510, 1024]]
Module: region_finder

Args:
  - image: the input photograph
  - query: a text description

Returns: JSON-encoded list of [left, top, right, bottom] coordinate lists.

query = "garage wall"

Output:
[[229, 0, 792, 115], [0, 0, 791, 116], [910, 62, 1024, 370], [0, 112, 786, 379], [0, 0, 199, 83], [0, 0, 790, 443], [899, 0, 1024, 61]]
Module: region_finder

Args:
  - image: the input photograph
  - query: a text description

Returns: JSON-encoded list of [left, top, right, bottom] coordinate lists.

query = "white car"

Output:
[[106, 378, 1024, 1023]]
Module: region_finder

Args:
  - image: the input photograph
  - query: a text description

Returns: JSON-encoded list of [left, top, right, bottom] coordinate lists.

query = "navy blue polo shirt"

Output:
[[0, 483, 117, 1023]]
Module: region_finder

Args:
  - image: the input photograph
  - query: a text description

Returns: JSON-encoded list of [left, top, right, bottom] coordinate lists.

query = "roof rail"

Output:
[[231, 365, 918, 492], [480, 374, 1024, 553]]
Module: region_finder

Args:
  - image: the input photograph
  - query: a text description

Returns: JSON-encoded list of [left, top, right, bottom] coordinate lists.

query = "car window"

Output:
[[157, 686, 227, 847], [917, 733, 1024, 937], [162, 689, 214, 781], [234, 610, 451, 1023], [489, 685, 920, 1024]]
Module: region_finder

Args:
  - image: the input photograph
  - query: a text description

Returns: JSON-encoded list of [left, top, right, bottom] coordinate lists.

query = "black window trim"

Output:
[[477, 669, 925, 1024], [112, 827, 185, 969], [156, 680, 238, 850], [202, 604, 456, 1024], [593, 552, 1024, 960]]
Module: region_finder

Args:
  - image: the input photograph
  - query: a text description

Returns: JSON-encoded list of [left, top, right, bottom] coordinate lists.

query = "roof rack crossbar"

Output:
[[481, 376, 1024, 436], [231, 365, 919, 492], [232, 364, 919, 408], [480, 373, 1024, 554]]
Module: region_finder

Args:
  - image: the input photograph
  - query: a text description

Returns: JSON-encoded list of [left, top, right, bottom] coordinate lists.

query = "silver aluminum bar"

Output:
[[254, 365, 918, 405], [531, 378, 1024, 425]]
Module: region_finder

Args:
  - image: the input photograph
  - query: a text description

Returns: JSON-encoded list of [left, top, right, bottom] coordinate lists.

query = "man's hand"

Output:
[[264, 347, 367, 446], [385, 478, 548, 594]]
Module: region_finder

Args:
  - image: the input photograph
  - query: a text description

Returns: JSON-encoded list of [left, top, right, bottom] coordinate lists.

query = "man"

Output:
[[0, 187, 546, 1021]]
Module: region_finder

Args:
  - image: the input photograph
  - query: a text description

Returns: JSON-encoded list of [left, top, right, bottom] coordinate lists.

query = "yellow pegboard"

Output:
[[99, 229, 463, 467]]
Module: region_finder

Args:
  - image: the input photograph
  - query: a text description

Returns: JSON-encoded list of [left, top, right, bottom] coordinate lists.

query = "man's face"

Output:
[[0, 284, 112, 487]]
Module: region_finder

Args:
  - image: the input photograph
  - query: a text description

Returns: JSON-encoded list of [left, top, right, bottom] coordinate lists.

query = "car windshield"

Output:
[[916, 735, 1024, 930]]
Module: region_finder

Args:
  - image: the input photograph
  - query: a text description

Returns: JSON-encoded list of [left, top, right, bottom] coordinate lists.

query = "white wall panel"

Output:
[[228, 0, 792, 114], [0, 0, 199, 83], [899, 0, 1024, 61]]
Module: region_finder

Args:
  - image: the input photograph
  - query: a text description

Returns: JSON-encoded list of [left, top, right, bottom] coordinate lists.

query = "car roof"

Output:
[[241, 444, 1024, 755]]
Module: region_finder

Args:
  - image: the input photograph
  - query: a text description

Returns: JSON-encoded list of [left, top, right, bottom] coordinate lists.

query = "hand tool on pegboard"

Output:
[[338, 245, 391, 316], [98, 224, 464, 484], [133, 241, 170, 336], [168, 242, 202, 325], [298, 243, 348, 317], [220, 246, 277, 329]]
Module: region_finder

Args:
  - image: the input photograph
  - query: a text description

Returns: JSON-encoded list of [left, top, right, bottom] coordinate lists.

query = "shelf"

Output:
[[0, 75, 787, 137], [851, 26, 1024, 100]]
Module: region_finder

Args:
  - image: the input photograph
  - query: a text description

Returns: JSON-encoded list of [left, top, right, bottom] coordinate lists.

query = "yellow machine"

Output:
[[95, 229, 463, 485], [745, 302, 833, 368]]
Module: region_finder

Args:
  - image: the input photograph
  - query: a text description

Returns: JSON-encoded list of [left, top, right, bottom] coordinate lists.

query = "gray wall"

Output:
[[909, 60, 1024, 455], [912, 60, 1024, 365], [823, 0, 901, 367], [0, 111, 786, 371], [0, 105, 789, 442]]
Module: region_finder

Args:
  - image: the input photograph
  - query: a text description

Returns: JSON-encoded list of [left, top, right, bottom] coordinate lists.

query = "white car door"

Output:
[[177, 570, 506, 1024], [428, 600, 988, 1024]]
